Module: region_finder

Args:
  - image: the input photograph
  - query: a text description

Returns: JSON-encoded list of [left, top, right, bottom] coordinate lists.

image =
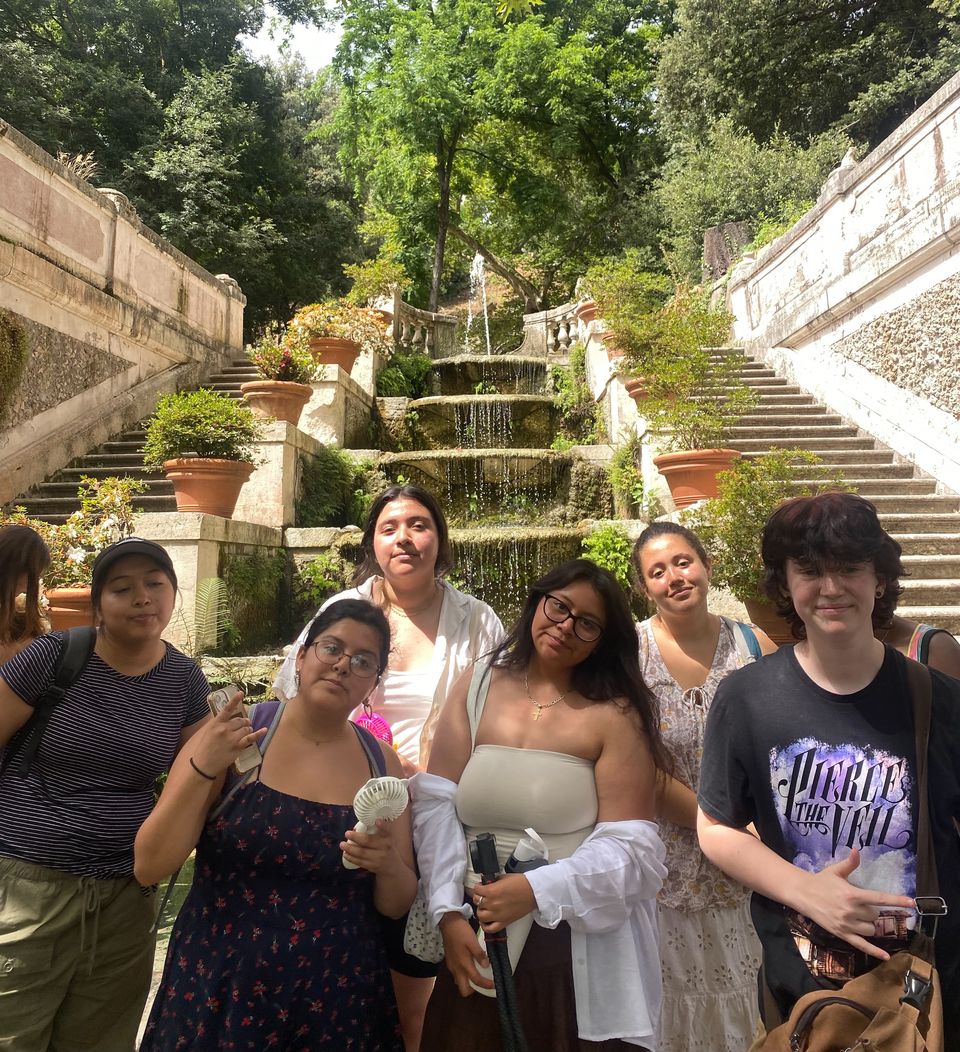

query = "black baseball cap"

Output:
[[91, 537, 178, 591]]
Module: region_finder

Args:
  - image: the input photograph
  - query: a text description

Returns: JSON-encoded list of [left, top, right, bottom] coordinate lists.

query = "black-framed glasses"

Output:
[[312, 640, 381, 679], [541, 593, 604, 643]]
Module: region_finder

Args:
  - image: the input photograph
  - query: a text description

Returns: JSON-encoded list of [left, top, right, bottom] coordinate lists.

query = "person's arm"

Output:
[[475, 703, 661, 933], [697, 807, 914, 961], [341, 743, 417, 919], [0, 677, 34, 749], [925, 631, 960, 679], [421, 665, 493, 995], [656, 772, 698, 828], [134, 695, 263, 885]]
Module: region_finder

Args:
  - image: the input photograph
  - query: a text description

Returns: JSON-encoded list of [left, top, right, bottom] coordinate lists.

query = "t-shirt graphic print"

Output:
[[773, 735, 916, 979]]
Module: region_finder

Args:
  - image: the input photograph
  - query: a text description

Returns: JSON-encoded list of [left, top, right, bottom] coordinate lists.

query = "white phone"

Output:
[[207, 685, 263, 774]]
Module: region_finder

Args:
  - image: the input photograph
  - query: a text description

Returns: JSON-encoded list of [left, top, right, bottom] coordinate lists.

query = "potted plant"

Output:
[[240, 329, 317, 426], [285, 300, 391, 374], [685, 448, 851, 642], [4, 476, 146, 629], [142, 389, 262, 519]]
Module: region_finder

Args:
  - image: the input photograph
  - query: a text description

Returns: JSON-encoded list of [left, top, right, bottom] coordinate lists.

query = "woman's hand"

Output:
[[439, 913, 493, 996], [189, 694, 263, 777], [469, 874, 536, 933], [340, 818, 406, 875], [798, 848, 915, 960]]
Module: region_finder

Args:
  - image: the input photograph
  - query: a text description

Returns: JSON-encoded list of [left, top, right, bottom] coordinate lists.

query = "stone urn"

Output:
[[308, 337, 360, 373], [240, 380, 313, 426], [574, 299, 598, 325], [601, 331, 624, 361], [652, 448, 741, 509], [45, 587, 94, 631], [162, 458, 255, 518], [623, 375, 649, 402]]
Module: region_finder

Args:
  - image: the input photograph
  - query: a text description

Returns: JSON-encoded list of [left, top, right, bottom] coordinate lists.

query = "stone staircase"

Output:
[[713, 351, 960, 633], [11, 359, 258, 524]]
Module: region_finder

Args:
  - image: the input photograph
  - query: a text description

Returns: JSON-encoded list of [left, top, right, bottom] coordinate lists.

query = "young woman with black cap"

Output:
[[0, 536, 212, 1052]]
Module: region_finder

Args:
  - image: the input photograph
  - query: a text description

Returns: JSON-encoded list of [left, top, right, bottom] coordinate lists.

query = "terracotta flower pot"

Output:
[[601, 332, 624, 361], [162, 458, 255, 518], [744, 597, 796, 646], [623, 375, 650, 402], [652, 448, 741, 508], [308, 336, 360, 373], [45, 587, 94, 631], [575, 299, 598, 324], [240, 379, 313, 426]]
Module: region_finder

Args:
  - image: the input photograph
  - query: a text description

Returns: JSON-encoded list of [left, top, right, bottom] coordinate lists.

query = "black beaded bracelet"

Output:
[[189, 756, 216, 781]]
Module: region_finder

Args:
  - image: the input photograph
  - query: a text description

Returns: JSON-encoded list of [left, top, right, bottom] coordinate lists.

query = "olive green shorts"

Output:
[[0, 855, 158, 1052]]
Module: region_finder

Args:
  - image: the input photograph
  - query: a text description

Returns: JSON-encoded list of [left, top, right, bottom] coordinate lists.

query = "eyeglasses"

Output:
[[541, 593, 604, 643], [312, 640, 381, 679]]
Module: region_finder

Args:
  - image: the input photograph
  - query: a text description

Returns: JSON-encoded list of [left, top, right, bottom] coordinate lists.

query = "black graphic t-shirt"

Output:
[[698, 646, 960, 1040]]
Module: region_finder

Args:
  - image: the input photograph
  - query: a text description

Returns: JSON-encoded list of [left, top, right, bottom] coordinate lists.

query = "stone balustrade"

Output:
[[518, 302, 579, 356], [390, 288, 458, 359]]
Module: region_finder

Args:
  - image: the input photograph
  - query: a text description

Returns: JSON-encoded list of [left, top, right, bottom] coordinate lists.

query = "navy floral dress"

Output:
[[141, 766, 403, 1051]]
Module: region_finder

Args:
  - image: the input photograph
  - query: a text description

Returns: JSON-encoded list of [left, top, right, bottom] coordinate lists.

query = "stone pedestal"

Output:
[[299, 368, 374, 449], [232, 422, 323, 529]]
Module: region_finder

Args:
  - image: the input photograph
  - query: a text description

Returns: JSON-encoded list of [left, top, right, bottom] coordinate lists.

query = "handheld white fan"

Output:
[[342, 776, 409, 870]]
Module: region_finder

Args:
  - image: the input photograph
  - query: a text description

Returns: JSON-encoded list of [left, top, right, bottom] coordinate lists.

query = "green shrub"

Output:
[[580, 522, 634, 594], [607, 437, 644, 517], [143, 389, 262, 466], [296, 552, 351, 608], [552, 344, 606, 445], [296, 451, 383, 528], [0, 309, 28, 425], [221, 549, 285, 651], [247, 328, 317, 383], [376, 350, 434, 398]]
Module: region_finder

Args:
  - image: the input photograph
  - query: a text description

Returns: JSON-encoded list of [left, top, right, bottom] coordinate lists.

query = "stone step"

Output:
[[901, 555, 960, 578], [700, 392, 812, 405], [728, 424, 859, 439], [862, 494, 960, 514], [746, 456, 907, 474], [888, 607, 960, 634], [71, 453, 150, 469], [899, 580, 960, 605], [16, 494, 177, 518], [792, 477, 934, 494], [878, 512, 960, 533], [738, 376, 796, 388], [738, 413, 843, 426], [730, 436, 876, 453], [30, 478, 172, 498], [100, 440, 147, 454], [892, 534, 960, 555], [742, 404, 833, 416]]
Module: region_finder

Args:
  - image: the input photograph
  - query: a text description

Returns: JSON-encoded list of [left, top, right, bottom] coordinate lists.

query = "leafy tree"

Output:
[[656, 0, 959, 147]]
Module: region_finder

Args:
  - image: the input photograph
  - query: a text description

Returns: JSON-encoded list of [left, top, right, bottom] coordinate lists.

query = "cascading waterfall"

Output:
[[464, 252, 492, 355]]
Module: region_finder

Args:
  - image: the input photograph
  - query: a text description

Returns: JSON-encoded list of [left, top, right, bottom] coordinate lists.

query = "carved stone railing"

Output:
[[390, 289, 458, 359], [517, 302, 579, 357]]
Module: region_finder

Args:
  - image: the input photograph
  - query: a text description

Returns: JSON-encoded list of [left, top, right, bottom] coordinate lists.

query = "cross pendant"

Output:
[[532, 706, 543, 721]]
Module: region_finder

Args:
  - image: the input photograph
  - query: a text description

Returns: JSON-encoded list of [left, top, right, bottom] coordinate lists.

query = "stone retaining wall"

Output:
[[0, 120, 245, 506]]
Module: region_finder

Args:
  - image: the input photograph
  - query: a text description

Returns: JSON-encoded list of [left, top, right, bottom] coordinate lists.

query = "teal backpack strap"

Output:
[[153, 700, 285, 932], [721, 615, 762, 663]]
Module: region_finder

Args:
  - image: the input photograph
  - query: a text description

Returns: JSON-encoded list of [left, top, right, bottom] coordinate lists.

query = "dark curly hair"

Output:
[[350, 484, 453, 586], [761, 492, 905, 640], [490, 558, 671, 773]]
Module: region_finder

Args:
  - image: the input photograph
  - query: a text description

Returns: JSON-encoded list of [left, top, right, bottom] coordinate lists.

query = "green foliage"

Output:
[[686, 449, 851, 601], [189, 577, 234, 657], [607, 436, 644, 517], [376, 351, 434, 399], [581, 251, 670, 322], [580, 522, 634, 594], [656, 120, 851, 277], [743, 199, 814, 255], [459, 297, 525, 356], [295, 552, 351, 608], [344, 210, 411, 304], [296, 450, 379, 528], [286, 300, 391, 358], [4, 476, 146, 588], [204, 654, 282, 697], [221, 549, 285, 652], [0, 309, 28, 425], [142, 389, 263, 467], [246, 328, 316, 383], [551, 344, 605, 446], [656, 0, 956, 148]]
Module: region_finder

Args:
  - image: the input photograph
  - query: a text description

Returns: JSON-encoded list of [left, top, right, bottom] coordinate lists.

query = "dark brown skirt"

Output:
[[420, 922, 647, 1052]]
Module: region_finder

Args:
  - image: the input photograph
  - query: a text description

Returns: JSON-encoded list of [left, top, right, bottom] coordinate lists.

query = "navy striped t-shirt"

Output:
[[0, 633, 209, 878]]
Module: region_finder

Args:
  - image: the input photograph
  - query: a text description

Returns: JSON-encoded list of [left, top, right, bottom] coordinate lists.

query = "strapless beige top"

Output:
[[456, 663, 599, 884]]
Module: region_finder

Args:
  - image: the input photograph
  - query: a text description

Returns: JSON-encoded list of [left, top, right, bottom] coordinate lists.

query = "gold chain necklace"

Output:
[[524, 671, 568, 721], [381, 581, 441, 619]]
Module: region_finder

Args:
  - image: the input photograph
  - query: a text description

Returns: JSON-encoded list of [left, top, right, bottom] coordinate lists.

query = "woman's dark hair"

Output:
[[761, 491, 905, 639], [631, 521, 710, 595], [491, 558, 671, 772], [303, 598, 391, 674], [350, 484, 453, 586], [0, 525, 50, 645]]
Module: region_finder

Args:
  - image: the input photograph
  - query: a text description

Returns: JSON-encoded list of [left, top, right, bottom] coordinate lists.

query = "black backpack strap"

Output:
[[901, 654, 938, 899], [351, 722, 387, 777], [3, 627, 97, 778]]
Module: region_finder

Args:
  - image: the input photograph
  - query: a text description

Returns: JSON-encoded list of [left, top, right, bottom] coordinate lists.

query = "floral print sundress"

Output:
[[141, 749, 402, 1051]]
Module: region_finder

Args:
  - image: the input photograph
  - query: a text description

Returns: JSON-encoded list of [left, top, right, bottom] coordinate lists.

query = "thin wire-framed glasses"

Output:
[[312, 640, 381, 679], [541, 593, 604, 643]]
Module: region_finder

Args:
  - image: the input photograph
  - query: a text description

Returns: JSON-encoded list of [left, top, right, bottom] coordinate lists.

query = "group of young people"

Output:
[[0, 482, 958, 1052]]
